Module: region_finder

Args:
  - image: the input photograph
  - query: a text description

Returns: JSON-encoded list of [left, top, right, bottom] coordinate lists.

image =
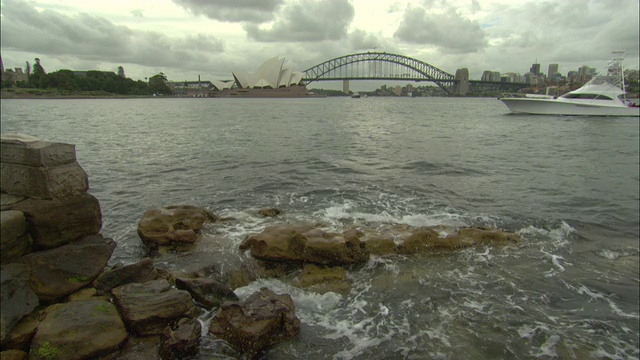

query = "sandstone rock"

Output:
[[159, 317, 201, 360], [93, 258, 159, 294], [8, 193, 102, 250], [398, 227, 520, 254], [0, 161, 88, 199], [29, 300, 128, 360], [291, 264, 351, 295], [0, 211, 31, 264], [2, 315, 37, 352], [209, 288, 300, 357], [65, 287, 98, 302], [0, 134, 77, 167], [18, 234, 116, 303], [257, 208, 281, 217], [0, 349, 28, 360], [137, 205, 218, 248], [362, 236, 398, 256], [239, 224, 370, 266], [175, 277, 238, 309], [398, 228, 466, 254], [0, 193, 27, 212], [115, 336, 161, 360], [112, 279, 198, 336], [457, 227, 520, 244], [0, 264, 39, 347]]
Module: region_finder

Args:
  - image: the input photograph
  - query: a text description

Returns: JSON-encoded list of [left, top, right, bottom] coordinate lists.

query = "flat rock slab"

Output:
[[112, 279, 197, 336], [93, 258, 160, 294], [30, 300, 128, 360], [18, 234, 116, 303], [209, 288, 300, 357], [0, 133, 77, 167], [0, 263, 39, 346], [240, 224, 370, 266]]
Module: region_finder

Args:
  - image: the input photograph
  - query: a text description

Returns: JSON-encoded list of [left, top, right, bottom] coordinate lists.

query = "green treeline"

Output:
[[1, 58, 172, 95]]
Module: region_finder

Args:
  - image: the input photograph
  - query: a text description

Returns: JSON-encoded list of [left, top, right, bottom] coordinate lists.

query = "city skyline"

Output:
[[1, 0, 639, 90]]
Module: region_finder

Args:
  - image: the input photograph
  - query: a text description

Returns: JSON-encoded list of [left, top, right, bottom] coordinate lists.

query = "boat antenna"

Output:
[[610, 50, 626, 99]]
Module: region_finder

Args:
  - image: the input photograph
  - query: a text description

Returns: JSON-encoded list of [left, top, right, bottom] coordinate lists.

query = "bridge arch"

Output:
[[303, 52, 456, 94]]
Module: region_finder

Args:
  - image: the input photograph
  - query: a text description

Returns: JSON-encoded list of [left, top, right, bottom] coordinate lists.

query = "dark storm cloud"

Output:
[[172, 0, 283, 23], [243, 0, 354, 42], [0, 0, 224, 70], [393, 5, 487, 53]]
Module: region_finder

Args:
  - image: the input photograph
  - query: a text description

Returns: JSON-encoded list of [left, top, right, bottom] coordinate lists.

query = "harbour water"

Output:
[[1, 97, 638, 359]]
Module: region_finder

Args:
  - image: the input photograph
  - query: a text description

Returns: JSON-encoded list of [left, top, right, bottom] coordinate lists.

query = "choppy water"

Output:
[[1, 97, 638, 359]]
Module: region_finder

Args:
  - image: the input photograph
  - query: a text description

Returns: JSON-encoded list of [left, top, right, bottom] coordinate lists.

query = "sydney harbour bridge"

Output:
[[302, 52, 526, 95]]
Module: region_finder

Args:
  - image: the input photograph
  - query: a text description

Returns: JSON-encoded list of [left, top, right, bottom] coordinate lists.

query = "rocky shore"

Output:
[[0, 134, 520, 359]]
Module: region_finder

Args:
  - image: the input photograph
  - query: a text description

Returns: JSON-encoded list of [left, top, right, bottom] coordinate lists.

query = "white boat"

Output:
[[499, 52, 639, 117], [351, 92, 361, 98]]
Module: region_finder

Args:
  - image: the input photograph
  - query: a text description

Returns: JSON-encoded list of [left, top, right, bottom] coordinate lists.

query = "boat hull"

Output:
[[500, 98, 640, 117]]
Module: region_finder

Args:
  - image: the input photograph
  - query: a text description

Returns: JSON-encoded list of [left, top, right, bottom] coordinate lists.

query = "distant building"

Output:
[[548, 64, 559, 78], [530, 62, 540, 75]]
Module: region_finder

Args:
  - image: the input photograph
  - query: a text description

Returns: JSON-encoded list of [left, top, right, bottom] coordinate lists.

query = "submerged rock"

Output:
[[137, 205, 219, 248], [398, 227, 519, 254], [257, 207, 281, 217], [291, 264, 351, 295], [209, 287, 300, 357], [240, 224, 370, 266], [29, 300, 128, 360], [175, 277, 238, 310]]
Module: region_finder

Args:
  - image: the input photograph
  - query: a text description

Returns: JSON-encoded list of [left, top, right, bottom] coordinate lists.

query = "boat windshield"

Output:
[[561, 93, 614, 100]]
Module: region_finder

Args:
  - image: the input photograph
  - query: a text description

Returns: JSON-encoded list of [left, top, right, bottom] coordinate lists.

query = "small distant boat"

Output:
[[499, 51, 639, 117], [351, 92, 361, 98]]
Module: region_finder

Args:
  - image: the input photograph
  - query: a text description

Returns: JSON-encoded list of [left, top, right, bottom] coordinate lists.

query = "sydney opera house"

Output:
[[215, 57, 310, 97], [169, 57, 314, 97]]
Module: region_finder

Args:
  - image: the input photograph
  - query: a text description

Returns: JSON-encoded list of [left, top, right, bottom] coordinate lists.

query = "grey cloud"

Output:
[[172, 0, 283, 23], [0, 0, 224, 71], [393, 6, 487, 53], [348, 30, 380, 51], [243, 0, 354, 42]]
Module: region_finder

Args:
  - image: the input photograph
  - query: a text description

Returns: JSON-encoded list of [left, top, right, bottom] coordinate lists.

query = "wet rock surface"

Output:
[[209, 287, 300, 357], [137, 205, 219, 248], [240, 224, 370, 266]]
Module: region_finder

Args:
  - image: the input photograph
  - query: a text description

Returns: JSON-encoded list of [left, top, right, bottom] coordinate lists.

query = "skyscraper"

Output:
[[548, 64, 558, 77], [530, 62, 541, 75]]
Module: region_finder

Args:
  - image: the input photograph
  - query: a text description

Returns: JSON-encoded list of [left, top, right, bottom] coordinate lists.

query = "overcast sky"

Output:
[[1, 0, 638, 90]]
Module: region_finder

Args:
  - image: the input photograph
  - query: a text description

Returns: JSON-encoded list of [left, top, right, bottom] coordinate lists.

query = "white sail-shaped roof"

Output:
[[232, 57, 303, 89], [279, 67, 293, 87], [289, 72, 304, 86]]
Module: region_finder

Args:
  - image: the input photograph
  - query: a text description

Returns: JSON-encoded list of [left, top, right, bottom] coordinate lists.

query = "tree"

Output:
[[25, 61, 31, 84], [30, 58, 46, 87], [148, 72, 172, 95], [117, 66, 125, 78]]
